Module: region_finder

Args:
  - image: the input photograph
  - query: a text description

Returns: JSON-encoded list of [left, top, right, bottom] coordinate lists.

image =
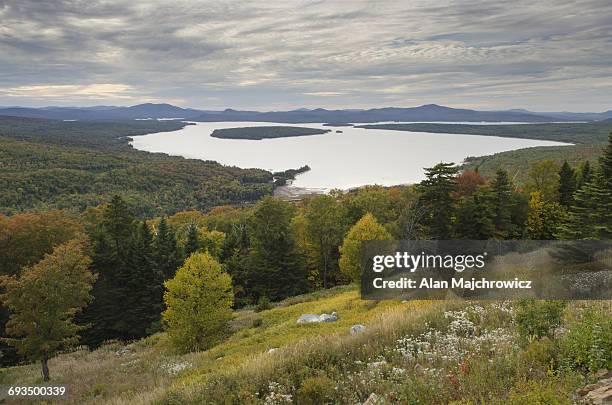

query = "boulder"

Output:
[[297, 311, 338, 324], [297, 314, 321, 324], [576, 376, 612, 404], [319, 311, 338, 322], [350, 324, 366, 335], [363, 392, 380, 405]]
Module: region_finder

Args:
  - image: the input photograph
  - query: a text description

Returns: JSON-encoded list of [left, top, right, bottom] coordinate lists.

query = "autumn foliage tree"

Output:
[[163, 252, 233, 352], [339, 213, 391, 285], [0, 239, 95, 380]]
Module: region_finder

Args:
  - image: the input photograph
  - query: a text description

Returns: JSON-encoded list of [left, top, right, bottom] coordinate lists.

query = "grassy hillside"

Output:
[[1, 286, 609, 404]]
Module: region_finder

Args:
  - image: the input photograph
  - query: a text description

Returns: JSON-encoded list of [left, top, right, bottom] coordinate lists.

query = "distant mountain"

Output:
[[507, 109, 612, 121], [0, 103, 203, 120], [0, 102, 599, 123], [194, 104, 559, 123]]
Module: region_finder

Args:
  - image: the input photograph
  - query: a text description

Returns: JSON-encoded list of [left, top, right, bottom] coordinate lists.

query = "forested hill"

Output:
[[0, 116, 273, 216], [356, 122, 612, 144], [211, 126, 330, 140]]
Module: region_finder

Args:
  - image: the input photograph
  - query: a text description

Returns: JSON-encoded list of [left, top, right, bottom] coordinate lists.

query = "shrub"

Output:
[[559, 307, 612, 373], [514, 300, 566, 342], [255, 296, 272, 312], [296, 375, 335, 405], [252, 318, 263, 328]]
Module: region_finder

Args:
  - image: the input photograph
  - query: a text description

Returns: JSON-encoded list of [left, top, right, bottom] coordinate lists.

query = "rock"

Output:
[[595, 369, 611, 379], [350, 324, 366, 335], [297, 314, 321, 324], [319, 311, 338, 322], [363, 392, 380, 405], [267, 348, 278, 354], [576, 376, 612, 404], [115, 347, 133, 357], [297, 311, 338, 324]]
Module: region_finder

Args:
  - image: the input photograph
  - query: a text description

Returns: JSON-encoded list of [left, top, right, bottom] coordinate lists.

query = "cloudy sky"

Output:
[[1, 0, 611, 111]]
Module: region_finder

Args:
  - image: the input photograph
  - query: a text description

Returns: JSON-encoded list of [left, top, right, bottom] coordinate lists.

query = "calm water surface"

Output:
[[130, 122, 569, 190]]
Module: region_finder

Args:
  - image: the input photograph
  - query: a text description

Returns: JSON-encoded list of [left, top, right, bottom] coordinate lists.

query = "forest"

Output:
[[1, 132, 610, 359], [0, 117, 273, 216], [210, 126, 330, 140]]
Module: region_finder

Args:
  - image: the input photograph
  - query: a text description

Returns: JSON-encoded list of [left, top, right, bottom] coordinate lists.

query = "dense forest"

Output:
[[357, 122, 612, 144], [210, 126, 330, 140], [1, 133, 610, 369], [0, 117, 273, 216]]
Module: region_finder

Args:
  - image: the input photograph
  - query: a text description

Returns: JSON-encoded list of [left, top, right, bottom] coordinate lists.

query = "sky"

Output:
[[0, 0, 611, 112]]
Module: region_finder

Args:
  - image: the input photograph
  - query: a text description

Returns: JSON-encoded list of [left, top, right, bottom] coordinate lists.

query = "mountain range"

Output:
[[0, 103, 611, 123]]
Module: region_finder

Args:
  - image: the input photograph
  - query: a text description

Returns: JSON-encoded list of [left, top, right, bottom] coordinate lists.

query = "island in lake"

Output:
[[322, 122, 354, 127], [211, 126, 330, 140]]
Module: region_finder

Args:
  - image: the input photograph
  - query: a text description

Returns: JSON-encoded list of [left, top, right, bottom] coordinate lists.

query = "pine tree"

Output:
[[154, 217, 180, 280], [417, 162, 458, 239], [79, 195, 136, 346], [304, 195, 348, 288], [559, 134, 612, 239], [183, 223, 200, 259], [491, 169, 513, 239], [246, 197, 308, 301], [577, 160, 592, 189], [558, 161, 576, 207], [126, 221, 164, 336], [455, 186, 496, 239]]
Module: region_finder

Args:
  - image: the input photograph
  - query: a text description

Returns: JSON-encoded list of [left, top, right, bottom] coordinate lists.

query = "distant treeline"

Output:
[[355, 122, 612, 144], [273, 165, 311, 186], [211, 126, 330, 140]]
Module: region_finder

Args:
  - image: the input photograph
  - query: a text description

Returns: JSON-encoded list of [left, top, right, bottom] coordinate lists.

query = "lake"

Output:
[[130, 121, 569, 190]]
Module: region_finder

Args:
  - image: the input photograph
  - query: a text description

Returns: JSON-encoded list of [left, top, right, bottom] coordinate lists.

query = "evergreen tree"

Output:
[[183, 223, 200, 259], [246, 197, 308, 301], [304, 195, 348, 288], [79, 195, 136, 346], [558, 161, 576, 207], [577, 161, 592, 189], [417, 162, 458, 239], [559, 134, 612, 239], [154, 217, 180, 280], [455, 186, 496, 239], [126, 221, 164, 335], [491, 169, 513, 238]]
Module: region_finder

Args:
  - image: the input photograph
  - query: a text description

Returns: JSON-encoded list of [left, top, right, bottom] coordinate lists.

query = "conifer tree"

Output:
[[154, 217, 180, 280], [558, 161, 576, 207], [491, 169, 513, 238], [79, 195, 136, 346], [417, 162, 458, 239], [577, 161, 592, 189], [246, 197, 308, 300], [183, 223, 200, 259], [559, 134, 612, 239], [127, 221, 164, 335], [455, 186, 496, 239]]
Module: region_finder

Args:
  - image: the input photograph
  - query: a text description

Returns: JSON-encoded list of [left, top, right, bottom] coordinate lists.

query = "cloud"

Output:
[[0, 0, 610, 111]]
